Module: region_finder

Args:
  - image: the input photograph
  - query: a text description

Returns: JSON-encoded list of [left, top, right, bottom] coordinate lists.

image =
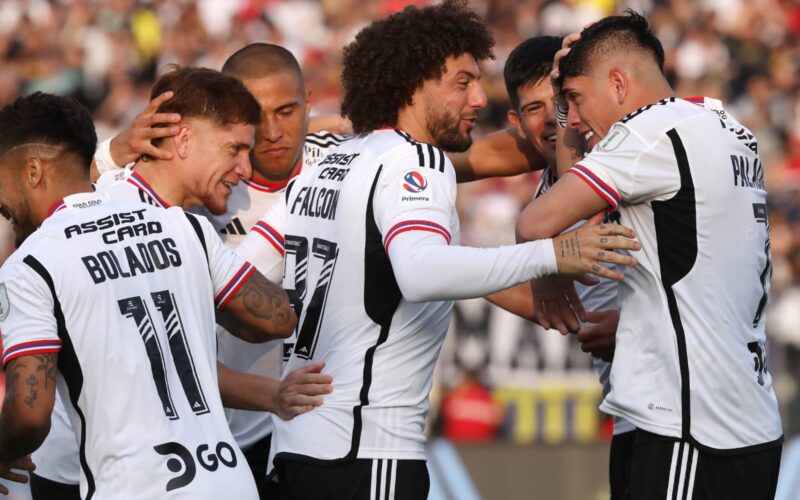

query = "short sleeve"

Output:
[[0, 259, 60, 367], [190, 214, 256, 310], [373, 145, 457, 252], [569, 123, 680, 208], [236, 191, 287, 283]]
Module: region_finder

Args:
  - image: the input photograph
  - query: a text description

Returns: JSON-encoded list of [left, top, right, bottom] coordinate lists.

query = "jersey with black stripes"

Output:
[[0, 192, 259, 499], [30, 167, 177, 486], [237, 128, 560, 464], [569, 97, 781, 451], [533, 167, 634, 436], [190, 131, 352, 450]]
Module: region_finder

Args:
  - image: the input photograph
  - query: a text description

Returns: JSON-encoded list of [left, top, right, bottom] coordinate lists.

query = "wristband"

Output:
[[94, 138, 120, 174], [556, 101, 568, 129]]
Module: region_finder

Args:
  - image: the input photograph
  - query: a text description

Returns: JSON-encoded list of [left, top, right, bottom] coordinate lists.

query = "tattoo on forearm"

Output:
[[235, 273, 292, 326], [24, 375, 38, 407]]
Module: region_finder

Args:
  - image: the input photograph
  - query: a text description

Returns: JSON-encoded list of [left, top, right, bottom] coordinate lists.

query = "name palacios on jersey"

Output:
[[64, 208, 182, 284], [289, 152, 359, 221]]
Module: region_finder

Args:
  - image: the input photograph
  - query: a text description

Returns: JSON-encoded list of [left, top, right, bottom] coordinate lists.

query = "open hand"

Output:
[[273, 363, 333, 421]]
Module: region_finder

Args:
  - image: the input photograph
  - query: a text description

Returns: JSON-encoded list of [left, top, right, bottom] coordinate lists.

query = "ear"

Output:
[[22, 156, 45, 190], [609, 67, 628, 105], [172, 125, 192, 159], [507, 109, 527, 139]]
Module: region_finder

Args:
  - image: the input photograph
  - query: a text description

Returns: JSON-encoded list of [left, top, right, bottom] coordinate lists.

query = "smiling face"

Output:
[[0, 163, 34, 247], [561, 74, 621, 142], [508, 77, 558, 166], [243, 72, 310, 182], [185, 119, 255, 215], [419, 54, 488, 152]]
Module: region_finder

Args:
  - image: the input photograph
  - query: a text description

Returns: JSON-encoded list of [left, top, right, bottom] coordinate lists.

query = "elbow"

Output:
[[396, 277, 435, 303], [273, 307, 297, 339]]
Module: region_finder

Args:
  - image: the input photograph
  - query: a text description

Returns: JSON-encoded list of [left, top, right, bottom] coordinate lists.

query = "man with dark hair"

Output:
[[0, 92, 297, 498], [490, 35, 636, 499], [237, 2, 640, 498], [28, 67, 328, 500], [518, 12, 782, 499]]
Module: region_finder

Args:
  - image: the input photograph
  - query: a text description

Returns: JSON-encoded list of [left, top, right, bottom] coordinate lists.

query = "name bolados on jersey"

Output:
[[237, 129, 460, 462], [0, 192, 259, 499], [569, 97, 782, 452]]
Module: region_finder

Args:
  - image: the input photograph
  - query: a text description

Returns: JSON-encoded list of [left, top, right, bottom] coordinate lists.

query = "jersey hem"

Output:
[[602, 401, 784, 455]]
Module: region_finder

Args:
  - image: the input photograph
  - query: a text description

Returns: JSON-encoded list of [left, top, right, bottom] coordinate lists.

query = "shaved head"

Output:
[[557, 10, 665, 89], [222, 43, 304, 90]]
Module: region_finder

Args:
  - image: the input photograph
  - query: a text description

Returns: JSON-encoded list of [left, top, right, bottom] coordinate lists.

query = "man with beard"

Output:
[[236, 2, 641, 498], [28, 67, 330, 500], [517, 12, 782, 499], [0, 92, 296, 498]]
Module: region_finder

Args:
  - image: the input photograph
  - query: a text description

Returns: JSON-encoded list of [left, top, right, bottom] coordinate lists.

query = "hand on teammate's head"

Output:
[[109, 91, 181, 166]]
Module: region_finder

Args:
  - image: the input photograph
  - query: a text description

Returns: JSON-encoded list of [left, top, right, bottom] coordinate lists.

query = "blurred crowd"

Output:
[[2, 0, 800, 439]]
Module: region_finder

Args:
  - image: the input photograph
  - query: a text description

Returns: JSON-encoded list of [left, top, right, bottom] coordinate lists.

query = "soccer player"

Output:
[[29, 67, 331, 500], [236, 2, 640, 498], [0, 92, 296, 498], [494, 35, 635, 498], [516, 12, 782, 499]]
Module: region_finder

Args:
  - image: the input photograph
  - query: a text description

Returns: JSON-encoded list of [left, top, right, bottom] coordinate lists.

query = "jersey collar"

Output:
[[244, 156, 303, 193], [45, 199, 67, 220], [127, 171, 171, 208]]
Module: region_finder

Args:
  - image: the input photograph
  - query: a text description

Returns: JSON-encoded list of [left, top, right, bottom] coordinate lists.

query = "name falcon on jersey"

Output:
[[289, 156, 356, 221]]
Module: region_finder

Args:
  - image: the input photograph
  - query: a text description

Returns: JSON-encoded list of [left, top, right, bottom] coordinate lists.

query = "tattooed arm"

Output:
[[216, 270, 297, 343], [0, 354, 56, 493]]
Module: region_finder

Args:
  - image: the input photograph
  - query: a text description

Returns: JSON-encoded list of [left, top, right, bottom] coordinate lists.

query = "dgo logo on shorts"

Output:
[[403, 171, 428, 193]]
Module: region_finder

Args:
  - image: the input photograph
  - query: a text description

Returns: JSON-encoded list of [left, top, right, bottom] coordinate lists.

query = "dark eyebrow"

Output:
[[276, 102, 299, 112], [455, 69, 481, 81], [225, 141, 252, 151]]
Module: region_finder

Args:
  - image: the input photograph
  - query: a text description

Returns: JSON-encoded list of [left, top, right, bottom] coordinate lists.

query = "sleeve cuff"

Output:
[[3, 339, 62, 367], [215, 262, 256, 310], [569, 164, 621, 210], [383, 220, 451, 251]]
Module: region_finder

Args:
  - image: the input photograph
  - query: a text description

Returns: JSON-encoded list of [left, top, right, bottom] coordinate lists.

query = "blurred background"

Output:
[[1, 0, 799, 498]]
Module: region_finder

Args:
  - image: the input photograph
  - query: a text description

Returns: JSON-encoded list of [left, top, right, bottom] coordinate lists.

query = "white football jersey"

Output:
[[237, 129, 460, 461], [534, 168, 634, 435], [570, 97, 782, 451], [31, 168, 171, 485], [192, 131, 352, 450], [1, 192, 258, 499]]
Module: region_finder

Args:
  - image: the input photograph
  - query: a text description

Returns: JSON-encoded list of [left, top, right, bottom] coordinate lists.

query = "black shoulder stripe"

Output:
[[438, 147, 445, 173], [394, 129, 446, 172], [305, 138, 344, 148], [183, 212, 208, 263], [23, 255, 97, 499]]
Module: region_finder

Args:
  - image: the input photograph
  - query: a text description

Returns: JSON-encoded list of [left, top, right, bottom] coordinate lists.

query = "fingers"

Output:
[[0, 483, 7, 495], [563, 32, 581, 49], [582, 309, 618, 324], [594, 248, 638, 267], [0, 470, 29, 485], [145, 91, 175, 114], [585, 212, 605, 227], [593, 223, 637, 240], [566, 286, 587, 323], [586, 263, 625, 281], [10, 457, 34, 472], [293, 362, 326, 375]]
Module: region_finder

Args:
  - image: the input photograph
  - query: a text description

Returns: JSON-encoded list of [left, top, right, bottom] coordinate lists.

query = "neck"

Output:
[[36, 177, 93, 224], [252, 154, 302, 184], [133, 160, 191, 209], [395, 107, 435, 145], [622, 78, 675, 118]]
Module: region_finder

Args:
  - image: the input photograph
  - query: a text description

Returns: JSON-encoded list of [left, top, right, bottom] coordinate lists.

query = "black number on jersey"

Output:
[[747, 341, 767, 386], [118, 291, 209, 419], [752, 203, 771, 327], [284, 236, 340, 360]]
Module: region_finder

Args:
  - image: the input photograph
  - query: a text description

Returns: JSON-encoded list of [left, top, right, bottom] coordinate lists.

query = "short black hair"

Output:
[[341, 0, 494, 134], [557, 10, 665, 90], [222, 43, 304, 88], [151, 66, 262, 127], [504, 36, 563, 110], [0, 92, 97, 170]]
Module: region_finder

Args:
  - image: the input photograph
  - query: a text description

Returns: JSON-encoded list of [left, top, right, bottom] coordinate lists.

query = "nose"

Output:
[[567, 103, 582, 130], [470, 82, 488, 110], [262, 114, 283, 142], [236, 152, 253, 180]]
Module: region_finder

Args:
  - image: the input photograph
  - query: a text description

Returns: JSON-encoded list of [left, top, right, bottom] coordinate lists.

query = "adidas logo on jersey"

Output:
[[220, 218, 247, 236]]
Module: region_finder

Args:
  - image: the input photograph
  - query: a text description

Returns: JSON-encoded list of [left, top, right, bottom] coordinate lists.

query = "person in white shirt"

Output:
[[237, 2, 640, 498], [0, 92, 296, 499], [517, 12, 782, 499]]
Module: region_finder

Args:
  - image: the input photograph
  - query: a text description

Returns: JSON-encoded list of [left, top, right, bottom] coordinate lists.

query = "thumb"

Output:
[[585, 211, 605, 227], [296, 362, 325, 375]]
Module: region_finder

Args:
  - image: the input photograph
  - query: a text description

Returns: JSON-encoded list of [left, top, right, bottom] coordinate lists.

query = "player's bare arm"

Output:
[[448, 126, 547, 183], [217, 270, 297, 342], [308, 114, 353, 136], [484, 283, 536, 321], [0, 355, 56, 493], [216, 362, 332, 420]]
